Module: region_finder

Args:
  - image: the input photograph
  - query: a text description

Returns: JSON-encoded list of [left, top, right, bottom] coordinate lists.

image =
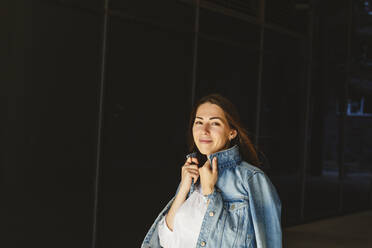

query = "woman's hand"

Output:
[[165, 157, 200, 231], [199, 157, 218, 196], [179, 157, 199, 194]]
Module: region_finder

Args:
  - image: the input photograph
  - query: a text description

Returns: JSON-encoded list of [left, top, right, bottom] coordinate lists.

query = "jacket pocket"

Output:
[[221, 199, 249, 247]]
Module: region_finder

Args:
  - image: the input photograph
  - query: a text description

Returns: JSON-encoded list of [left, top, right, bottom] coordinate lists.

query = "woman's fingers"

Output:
[[190, 157, 199, 165], [182, 164, 199, 175], [212, 157, 218, 174], [182, 164, 198, 170], [185, 167, 199, 178], [200, 157, 218, 173], [184, 157, 192, 166], [203, 159, 210, 169], [185, 168, 199, 175], [198, 157, 218, 195], [184, 156, 199, 166], [181, 157, 200, 185]]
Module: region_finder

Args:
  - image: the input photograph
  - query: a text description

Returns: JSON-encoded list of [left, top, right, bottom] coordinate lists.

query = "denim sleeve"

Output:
[[246, 172, 282, 248]]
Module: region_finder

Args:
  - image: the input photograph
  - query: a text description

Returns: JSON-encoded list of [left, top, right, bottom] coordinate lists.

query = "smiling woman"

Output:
[[141, 94, 282, 248]]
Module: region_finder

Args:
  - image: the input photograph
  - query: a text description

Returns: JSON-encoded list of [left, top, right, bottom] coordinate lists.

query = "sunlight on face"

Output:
[[192, 102, 237, 156]]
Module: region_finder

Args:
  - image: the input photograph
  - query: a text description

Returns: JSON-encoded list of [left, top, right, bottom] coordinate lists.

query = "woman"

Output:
[[141, 94, 282, 248]]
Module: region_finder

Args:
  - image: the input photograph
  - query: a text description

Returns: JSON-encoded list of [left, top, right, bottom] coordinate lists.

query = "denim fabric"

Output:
[[141, 145, 282, 248]]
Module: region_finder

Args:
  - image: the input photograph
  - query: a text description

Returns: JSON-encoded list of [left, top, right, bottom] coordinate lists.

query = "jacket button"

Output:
[[209, 211, 214, 217], [230, 204, 235, 210], [201, 241, 206, 246]]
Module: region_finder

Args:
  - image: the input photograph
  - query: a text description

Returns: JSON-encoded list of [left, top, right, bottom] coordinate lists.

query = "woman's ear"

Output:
[[230, 129, 238, 140]]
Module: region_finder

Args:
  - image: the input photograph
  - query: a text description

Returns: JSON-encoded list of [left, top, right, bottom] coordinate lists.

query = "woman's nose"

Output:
[[202, 124, 210, 133]]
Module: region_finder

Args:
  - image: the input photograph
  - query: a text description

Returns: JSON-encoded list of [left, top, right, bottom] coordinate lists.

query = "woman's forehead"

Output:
[[196, 103, 225, 118]]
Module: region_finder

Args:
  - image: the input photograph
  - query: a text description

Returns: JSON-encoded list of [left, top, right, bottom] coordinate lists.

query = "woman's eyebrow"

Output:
[[196, 116, 223, 120], [209, 117, 223, 121]]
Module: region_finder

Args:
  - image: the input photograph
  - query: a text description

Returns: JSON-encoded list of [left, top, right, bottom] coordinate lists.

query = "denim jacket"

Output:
[[141, 145, 282, 248]]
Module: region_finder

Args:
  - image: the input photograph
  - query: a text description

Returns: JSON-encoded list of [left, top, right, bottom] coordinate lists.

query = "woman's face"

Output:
[[192, 102, 237, 157]]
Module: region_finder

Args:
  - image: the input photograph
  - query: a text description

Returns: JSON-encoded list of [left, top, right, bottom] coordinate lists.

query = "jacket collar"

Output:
[[186, 145, 242, 174]]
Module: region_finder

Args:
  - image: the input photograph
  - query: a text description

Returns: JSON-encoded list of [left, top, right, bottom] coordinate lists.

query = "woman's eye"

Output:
[[195, 121, 202, 125], [212, 122, 220, 126]]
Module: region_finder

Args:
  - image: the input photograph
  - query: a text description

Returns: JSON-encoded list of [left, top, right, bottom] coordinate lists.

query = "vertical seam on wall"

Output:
[[338, 0, 353, 214], [300, 1, 314, 221], [92, 1, 110, 248], [191, 0, 200, 107], [255, 0, 265, 145]]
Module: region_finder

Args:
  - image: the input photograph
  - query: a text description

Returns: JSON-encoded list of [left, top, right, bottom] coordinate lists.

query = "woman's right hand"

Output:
[[179, 157, 199, 193], [165, 157, 200, 231]]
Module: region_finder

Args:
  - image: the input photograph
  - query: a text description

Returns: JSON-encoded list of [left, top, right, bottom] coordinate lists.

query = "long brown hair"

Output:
[[188, 94, 261, 167]]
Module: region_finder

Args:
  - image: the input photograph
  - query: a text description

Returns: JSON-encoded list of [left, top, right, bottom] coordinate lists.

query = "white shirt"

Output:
[[158, 184, 209, 248]]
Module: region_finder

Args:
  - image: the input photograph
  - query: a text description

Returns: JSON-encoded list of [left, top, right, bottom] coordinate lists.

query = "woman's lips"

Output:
[[200, 139, 212, 143]]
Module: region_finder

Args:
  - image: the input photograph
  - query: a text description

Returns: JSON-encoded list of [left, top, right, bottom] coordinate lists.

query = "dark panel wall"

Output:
[[96, 11, 195, 246], [196, 38, 258, 131], [3, 1, 102, 248], [110, 0, 195, 31], [259, 29, 307, 225]]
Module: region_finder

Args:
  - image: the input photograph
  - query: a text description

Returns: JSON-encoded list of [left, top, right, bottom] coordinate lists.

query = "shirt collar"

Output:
[[186, 145, 242, 174]]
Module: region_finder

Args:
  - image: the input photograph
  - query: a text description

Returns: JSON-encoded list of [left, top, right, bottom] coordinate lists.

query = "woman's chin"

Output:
[[196, 143, 222, 156], [198, 148, 215, 156], [196, 148, 209, 156], [196, 149, 205, 155]]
